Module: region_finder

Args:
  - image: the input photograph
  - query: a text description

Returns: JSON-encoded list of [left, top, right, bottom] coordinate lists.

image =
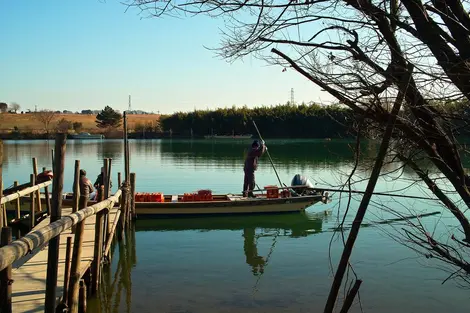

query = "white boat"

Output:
[[70, 132, 104, 139], [204, 134, 253, 139], [7, 186, 329, 219]]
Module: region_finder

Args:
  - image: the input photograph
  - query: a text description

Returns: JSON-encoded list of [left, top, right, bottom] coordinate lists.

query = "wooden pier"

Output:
[[11, 207, 119, 312], [0, 112, 135, 313]]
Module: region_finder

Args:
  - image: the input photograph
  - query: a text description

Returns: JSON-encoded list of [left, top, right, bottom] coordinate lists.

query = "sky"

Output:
[[0, 0, 334, 114]]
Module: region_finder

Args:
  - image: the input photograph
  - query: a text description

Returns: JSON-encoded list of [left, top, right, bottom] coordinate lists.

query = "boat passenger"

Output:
[[243, 139, 267, 197], [79, 169, 95, 203], [94, 167, 112, 189]]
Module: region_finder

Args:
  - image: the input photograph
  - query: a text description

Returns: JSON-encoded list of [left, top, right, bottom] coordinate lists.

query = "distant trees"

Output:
[[10, 102, 20, 113], [160, 103, 353, 138], [35, 110, 57, 137], [95, 106, 122, 129], [0, 103, 7, 113], [73, 122, 83, 133], [56, 118, 73, 133]]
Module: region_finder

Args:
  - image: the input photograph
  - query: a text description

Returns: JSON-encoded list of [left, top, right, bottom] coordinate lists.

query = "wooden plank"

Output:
[[10, 207, 118, 313]]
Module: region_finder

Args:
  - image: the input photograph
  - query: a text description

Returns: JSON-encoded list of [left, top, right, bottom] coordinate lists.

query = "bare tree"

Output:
[[125, 0, 470, 310], [10, 102, 20, 113], [36, 110, 57, 137]]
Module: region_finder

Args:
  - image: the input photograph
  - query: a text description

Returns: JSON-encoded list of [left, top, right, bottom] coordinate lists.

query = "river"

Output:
[[1, 139, 467, 312]]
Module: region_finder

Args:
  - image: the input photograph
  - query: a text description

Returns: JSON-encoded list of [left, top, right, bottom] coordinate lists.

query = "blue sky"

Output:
[[0, 0, 333, 114]]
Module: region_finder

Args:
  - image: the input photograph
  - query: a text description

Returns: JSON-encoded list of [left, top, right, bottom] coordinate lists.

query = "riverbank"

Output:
[[0, 113, 160, 136]]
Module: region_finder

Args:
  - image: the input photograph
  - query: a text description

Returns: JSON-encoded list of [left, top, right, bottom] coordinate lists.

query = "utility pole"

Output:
[[290, 88, 295, 105]]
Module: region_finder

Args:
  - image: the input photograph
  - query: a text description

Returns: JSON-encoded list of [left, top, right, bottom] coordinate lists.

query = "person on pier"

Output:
[[79, 169, 94, 203], [243, 139, 266, 197]]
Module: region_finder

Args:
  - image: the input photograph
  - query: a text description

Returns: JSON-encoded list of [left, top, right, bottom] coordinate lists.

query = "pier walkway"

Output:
[[11, 207, 119, 312]]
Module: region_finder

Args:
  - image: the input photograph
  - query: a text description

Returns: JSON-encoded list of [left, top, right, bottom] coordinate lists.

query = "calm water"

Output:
[[2, 139, 468, 312]]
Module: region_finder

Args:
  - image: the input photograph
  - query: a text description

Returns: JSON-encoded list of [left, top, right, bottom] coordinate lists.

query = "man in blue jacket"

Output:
[[243, 139, 267, 197]]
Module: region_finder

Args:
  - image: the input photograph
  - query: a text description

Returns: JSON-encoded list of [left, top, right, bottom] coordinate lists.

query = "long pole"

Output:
[[251, 120, 284, 189]]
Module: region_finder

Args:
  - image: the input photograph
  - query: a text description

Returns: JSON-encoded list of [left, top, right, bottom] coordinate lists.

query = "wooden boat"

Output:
[[70, 132, 104, 140], [7, 187, 329, 218], [204, 134, 253, 140]]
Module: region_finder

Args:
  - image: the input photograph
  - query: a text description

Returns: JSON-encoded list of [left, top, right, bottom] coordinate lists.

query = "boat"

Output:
[[7, 186, 329, 219], [70, 132, 104, 140], [204, 129, 252, 140], [204, 134, 253, 140]]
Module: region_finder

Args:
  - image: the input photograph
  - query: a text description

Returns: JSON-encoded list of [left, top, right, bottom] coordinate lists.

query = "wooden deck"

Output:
[[11, 207, 118, 313]]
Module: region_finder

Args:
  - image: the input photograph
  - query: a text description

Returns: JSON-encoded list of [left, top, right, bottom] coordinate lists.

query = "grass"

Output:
[[0, 113, 160, 133]]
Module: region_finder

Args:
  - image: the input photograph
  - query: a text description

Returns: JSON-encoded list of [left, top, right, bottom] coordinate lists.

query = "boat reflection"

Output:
[[134, 211, 328, 277], [89, 211, 329, 313]]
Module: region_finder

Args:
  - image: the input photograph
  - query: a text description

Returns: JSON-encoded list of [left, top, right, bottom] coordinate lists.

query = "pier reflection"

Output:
[[94, 224, 137, 313]]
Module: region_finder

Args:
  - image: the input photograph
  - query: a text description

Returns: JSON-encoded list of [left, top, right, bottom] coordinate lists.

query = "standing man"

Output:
[[243, 139, 267, 197]]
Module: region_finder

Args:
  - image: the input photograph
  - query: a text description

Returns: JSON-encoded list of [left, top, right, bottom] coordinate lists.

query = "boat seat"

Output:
[[171, 195, 178, 202]]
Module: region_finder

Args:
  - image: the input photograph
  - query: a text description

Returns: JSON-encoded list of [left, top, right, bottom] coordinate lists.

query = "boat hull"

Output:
[[7, 193, 324, 218], [134, 196, 320, 217]]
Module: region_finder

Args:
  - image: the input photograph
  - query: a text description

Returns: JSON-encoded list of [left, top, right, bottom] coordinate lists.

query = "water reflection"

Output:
[[89, 211, 328, 312], [96, 224, 137, 313]]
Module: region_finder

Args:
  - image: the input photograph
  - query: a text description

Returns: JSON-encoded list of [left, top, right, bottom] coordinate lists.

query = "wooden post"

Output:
[[100, 185, 105, 202], [117, 172, 121, 188], [68, 196, 88, 313], [62, 236, 73, 308], [1, 182, 5, 228], [91, 210, 104, 295], [45, 133, 66, 313], [42, 167, 51, 216], [32, 157, 42, 213], [0, 140, 3, 229], [51, 149, 54, 172], [130, 173, 136, 221], [72, 160, 80, 234], [123, 112, 130, 184], [29, 174, 35, 229], [103, 159, 109, 245], [117, 187, 127, 240], [78, 280, 87, 313], [0, 188, 2, 229], [72, 160, 80, 214], [13, 182, 20, 220], [0, 227, 12, 313]]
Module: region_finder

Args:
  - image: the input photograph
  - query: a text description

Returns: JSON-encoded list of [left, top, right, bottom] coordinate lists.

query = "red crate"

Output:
[[265, 185, 279, 198]]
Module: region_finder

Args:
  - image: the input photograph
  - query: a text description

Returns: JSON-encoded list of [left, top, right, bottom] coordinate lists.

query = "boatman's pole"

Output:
[[251, 120, 285, 190]]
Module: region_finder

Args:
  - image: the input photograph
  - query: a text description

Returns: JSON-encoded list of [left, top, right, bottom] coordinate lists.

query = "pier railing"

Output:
[[0, 189, 122, 272], [0, 178, 52, 229]]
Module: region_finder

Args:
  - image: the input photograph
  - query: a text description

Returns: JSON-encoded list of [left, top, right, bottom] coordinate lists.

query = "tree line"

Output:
[[159, 103, 355, 138]]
